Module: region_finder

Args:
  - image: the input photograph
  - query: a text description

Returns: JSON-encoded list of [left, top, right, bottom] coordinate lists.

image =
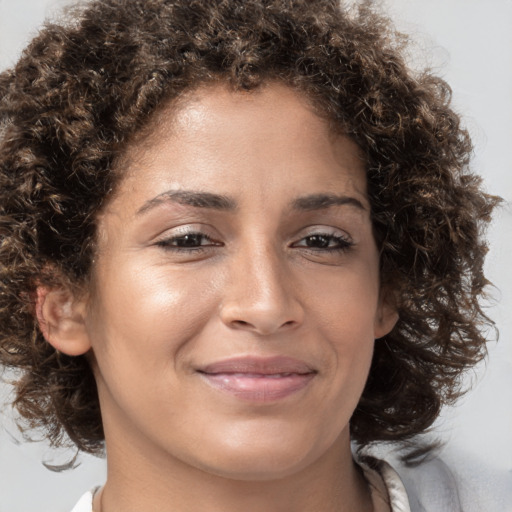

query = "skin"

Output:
[[40, 82, 397, 512]]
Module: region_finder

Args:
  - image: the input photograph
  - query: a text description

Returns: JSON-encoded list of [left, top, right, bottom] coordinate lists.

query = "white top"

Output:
[[70, 490, 95, 512], [69, 459, 413, 512]]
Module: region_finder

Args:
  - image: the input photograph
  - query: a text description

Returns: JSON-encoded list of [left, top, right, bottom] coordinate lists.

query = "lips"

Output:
[[197, 356, 317, 402]]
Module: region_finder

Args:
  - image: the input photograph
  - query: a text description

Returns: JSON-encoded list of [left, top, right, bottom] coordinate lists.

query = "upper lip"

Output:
[[197, 356, 316, 375]]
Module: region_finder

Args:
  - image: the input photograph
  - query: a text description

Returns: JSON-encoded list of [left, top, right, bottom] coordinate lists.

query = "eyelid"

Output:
[[153, 224, 223, 247], [152, 224, 354, 251], [156, 233, 218, 247], [290, 226, 354, 251], [292, 225, 353, 240]]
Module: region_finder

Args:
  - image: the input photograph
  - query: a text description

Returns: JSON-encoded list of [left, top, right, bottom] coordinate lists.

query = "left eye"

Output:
[[293, 233, 353, 251]]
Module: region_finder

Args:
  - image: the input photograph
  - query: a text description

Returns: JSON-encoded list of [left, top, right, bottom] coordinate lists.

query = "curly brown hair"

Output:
[[0, 0, 498, 454]]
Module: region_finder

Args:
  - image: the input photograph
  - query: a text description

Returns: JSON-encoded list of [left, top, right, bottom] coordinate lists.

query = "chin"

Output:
[[198, 451, 314, 482], [185, 424, 343, 482]]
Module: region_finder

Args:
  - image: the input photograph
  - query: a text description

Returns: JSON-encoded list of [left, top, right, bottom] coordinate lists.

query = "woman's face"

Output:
[[83, 83, 397, 480]]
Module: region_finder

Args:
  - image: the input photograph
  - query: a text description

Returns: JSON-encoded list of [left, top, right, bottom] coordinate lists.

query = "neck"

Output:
[[96, 429, 372, 512]]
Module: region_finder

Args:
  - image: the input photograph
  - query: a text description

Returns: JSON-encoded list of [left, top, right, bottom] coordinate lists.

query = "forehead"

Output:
[[112, 82, 368, 213]]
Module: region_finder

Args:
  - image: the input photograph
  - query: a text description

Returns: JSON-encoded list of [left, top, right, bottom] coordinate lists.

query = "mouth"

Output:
[[196, 356, 317, 402]]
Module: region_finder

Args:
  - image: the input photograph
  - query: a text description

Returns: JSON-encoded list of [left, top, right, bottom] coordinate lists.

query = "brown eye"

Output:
[[293, 233, 353, 251], [304, 235, 331, 248], [173, 234, 207, 247], [156, 232, 220, 250]]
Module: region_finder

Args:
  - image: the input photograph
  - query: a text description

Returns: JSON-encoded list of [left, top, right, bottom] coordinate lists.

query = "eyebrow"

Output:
[[136, 190, 366, 216], [291, 193, 366, 212], [137, 190, 237, 215]]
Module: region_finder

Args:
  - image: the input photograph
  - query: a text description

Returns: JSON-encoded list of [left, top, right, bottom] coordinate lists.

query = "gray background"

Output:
[[0, 0, 510, 510]]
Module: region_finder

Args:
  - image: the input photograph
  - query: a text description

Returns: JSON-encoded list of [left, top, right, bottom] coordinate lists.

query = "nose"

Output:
[[219, 244, 304, 336]]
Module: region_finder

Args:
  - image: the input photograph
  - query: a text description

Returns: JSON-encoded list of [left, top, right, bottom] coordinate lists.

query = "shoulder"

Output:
[[392, 456, 464, 512], [399, 448, 512, 512], [69, 489, 94, 512], [358, 453, 464, 512], [386, 448, 512, 512]]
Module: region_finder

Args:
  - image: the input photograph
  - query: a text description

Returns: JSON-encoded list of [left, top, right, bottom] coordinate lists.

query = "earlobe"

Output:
[[35, 286, 91, 356], [374, 290, 399, 340]]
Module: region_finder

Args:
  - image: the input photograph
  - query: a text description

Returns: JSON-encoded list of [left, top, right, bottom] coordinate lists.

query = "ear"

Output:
[[374, 288, 399, 340], [35, 286, 91, 356]]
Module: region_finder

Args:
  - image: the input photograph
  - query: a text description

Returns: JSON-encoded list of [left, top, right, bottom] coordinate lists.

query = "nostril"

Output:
[[232, 320, 251, 328], [230, 318, 297, 332]]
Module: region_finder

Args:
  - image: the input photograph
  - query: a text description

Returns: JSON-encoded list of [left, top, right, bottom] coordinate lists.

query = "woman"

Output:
[[0, 1, 498, 511]]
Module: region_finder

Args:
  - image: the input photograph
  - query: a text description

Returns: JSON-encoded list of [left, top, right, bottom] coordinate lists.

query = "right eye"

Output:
[[155, 232, 221, 251], [158, 233, 212, 248]]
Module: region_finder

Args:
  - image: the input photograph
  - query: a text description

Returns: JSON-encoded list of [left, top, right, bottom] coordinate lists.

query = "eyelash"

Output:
[[292, 233, 354, 252], [155, 231, 353, 253], [155, 232, 219, 252]]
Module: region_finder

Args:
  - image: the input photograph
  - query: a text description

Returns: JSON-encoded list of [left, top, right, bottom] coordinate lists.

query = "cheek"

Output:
[[306, 263, 379, 387], [84, 261, 223, 434], [307, 260, 380, 335], [86, 259, 221, 374]]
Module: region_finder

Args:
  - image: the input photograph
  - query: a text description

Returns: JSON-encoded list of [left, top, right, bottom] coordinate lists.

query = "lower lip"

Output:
[[199, 372, 315, 402]]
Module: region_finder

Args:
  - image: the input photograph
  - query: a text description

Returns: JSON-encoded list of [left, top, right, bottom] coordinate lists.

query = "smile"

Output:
[[197, 356, 317, 402]]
